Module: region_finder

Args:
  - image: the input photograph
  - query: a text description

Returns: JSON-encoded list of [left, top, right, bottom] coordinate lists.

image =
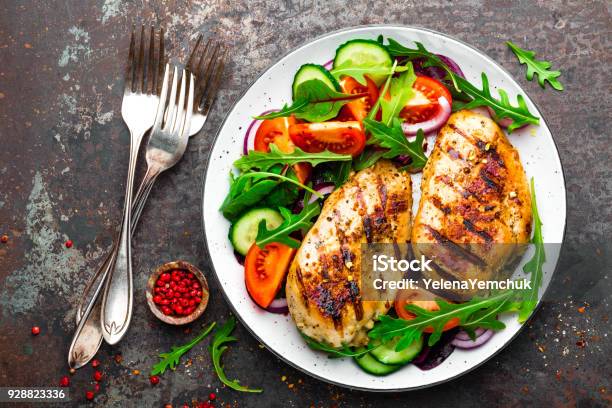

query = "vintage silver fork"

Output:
[[100, 25, 170, 345], [68, 25, 166, 367], [70, 34, 223, 367], [76, 36, 224, 317]]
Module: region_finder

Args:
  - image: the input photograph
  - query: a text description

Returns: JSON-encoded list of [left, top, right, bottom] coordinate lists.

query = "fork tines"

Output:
[[125, 25, 165, 95], [186, 34, 226, 115]]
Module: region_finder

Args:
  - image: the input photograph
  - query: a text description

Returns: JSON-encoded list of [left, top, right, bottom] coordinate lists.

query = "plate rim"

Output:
[[200, 24, 568, 392]]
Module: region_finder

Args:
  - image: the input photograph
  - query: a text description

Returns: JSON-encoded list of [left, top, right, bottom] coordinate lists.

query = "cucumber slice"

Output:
[[333, 39, 392, 85], [229, 208, 283, 255], [353, 349, 402, 376], [370, 335, 424, 365], [292, 63, 340, 100]]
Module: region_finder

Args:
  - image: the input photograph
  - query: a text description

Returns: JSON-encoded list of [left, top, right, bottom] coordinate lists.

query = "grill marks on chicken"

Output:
[[286, 160, 412, 347], [412, 110, 532, 296]]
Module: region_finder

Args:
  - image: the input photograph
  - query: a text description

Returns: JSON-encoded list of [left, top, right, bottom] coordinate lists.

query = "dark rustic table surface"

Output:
[[1, 1, 611, 407]]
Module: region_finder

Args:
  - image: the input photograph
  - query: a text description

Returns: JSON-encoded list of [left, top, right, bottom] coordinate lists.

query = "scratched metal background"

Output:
[[0, 0, 611, 407]]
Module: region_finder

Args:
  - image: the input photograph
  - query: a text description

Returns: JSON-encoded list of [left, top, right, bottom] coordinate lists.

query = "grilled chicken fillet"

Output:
[[412, 110, 532, 298], [286, 160, 412, 347]]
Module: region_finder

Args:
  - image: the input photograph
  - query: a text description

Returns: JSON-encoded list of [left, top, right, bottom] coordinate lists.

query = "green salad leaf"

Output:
[[517, 178, 546, 322], [330, 60, 408, 86], [363, 118, 427, 171], [256, 202, 321, 248], [385, 39, 461, 92], [380, 63, 416, 126], [366, 60, 398, 121], [301, 333, 373, 359], [453, 73, 540, 132], [507, 41, 563, 91], [150, 322, 216, 376], [220, 173, 281, 221], [255, 79, 367, 122], [333, 161, 353, 187], [234, 143, 351, 172], [220, 166, 323, 220], [353, 148, 385, 171], [369, 290, 516, 350], [210, 317, 262, 393]]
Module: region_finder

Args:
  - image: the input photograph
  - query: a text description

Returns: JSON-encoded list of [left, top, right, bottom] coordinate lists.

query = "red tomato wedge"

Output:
[[338, 76, 379, 122], [398, 75, 452, 125], [254, 116, 311, 184], [395, 288, 460, 333], [245, 242, 296, 309], [288, 121, 366, 156]]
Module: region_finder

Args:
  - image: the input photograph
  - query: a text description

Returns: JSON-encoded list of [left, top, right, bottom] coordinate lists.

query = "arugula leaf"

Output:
[[330, 60, 408, 86], [261, 166, 300, 207], [453, 73, 540, 132], [385, 39, 461, 92], [369, 290, 515, 350], [380, 63, 416, 126], [367, 60, 398, 121], [507, 41, 563, 91], [256, 202, 320, 248], [363, 118, 427, 171], [150, 322, 216, 376], [254, 100, 308, 119], [353, 148, 385, 171], [334, 161, 353, 187], [234, 143, 351, 172], [255, 79, 366, 122], [210, 317, 262, 393], [301, 333, 373, 359], [517, 178, 546, 322], [238, 171, 321, 196]]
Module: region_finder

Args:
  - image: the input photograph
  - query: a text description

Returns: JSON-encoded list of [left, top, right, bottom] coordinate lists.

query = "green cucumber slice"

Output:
[[229, 208, 283, 255], [292, 63, 340, 100], [333, 39, 392, 85], [353, 349, 402, 376], [370, 335, 424, 365]]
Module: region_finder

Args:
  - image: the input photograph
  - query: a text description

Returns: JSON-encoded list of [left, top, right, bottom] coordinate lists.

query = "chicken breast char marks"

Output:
[[412, 110, 532, 298], [286, 160, 412, 347]]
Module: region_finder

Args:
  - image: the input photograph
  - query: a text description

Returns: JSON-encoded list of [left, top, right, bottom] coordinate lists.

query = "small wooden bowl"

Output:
[[146, 260, 210, 325]]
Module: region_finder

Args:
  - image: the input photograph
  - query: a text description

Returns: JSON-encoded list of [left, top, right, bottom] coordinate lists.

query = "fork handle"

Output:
[[76, 165, 160, 322], [100, 131, 144, 344], [71, 164, 161, 367]]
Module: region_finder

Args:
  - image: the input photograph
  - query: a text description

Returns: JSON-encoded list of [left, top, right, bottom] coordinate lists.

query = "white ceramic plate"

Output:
[[202, 25, 566, 391]]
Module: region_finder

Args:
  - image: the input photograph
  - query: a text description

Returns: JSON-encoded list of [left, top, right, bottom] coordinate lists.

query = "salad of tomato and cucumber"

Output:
[[219, 36, 544, 375]]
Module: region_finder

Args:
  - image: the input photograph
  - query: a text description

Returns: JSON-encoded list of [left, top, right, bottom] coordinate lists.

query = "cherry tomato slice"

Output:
[[400, 75, 452, 125], [245, 242, 296, 309], [254, 116, 311, 184], [288, 121, 366, 156], [254, 116, 297, 152], [395, 288, 460, 333], [338, 76, 379, 122]]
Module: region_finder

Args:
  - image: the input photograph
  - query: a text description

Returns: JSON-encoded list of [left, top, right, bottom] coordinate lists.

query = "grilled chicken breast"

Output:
[[286, 160, 412, 347], [412, 110, 532, 298]]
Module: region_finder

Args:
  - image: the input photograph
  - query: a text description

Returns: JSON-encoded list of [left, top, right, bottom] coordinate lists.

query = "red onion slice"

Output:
[[243, 110, 277, 155], [267, 297, 289, 314], [436, 54, 465, 78], [323, 59, 333, 70], [402, 96, 452, 135], [451, 329, 494, 349], [308, 183, 335, 204], [413, 54, 465, 81], [454, 327, 486, 341]]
